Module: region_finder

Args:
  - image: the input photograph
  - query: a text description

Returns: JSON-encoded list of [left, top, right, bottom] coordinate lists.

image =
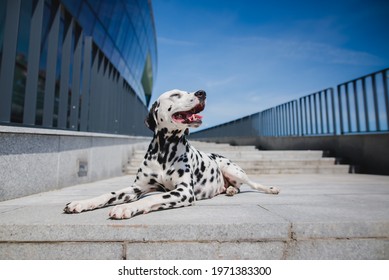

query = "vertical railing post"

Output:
[[312, 93, 318, 134], [382, 69, 389, 131], [330, 88, 336, 135], [303, 97, 308, 135], [324, 90, 330, 134], [318, 91, 323, 134], [337, 85, 344, 134], [296, 99, 301, 136], [308, 95, 313, 134], [361, 77, 369, 132], [371, 74, 380, 131], [345, 83, 351, 133], [352, 80, 361, 132]]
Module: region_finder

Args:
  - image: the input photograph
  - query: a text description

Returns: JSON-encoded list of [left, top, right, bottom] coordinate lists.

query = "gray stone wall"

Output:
[[0, 126, 150, 201]]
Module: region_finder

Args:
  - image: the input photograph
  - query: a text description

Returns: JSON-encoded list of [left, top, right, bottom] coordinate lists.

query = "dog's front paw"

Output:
[[63, 200, 94, 213], [109, 204, 141, 220], [226, 186, 239, 196], [266, 186, 280, 195]]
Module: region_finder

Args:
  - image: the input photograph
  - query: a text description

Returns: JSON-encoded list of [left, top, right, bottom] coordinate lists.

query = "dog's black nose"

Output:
[[195, 90, 206, 101]]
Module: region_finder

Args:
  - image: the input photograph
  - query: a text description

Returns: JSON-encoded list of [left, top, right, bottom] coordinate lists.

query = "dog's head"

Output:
[[145, 89, 206, 133]]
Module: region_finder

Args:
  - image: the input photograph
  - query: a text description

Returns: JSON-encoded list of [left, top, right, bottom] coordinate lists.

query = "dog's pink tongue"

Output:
[[188, 114, 202, 122]]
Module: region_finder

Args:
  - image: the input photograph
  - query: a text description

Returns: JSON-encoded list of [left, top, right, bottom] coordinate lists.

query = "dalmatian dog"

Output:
[[64, 89, 279, 219]]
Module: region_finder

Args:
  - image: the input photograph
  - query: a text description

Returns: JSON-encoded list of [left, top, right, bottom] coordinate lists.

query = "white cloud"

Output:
[[205, 75, 239, 89], [222, 36, 382, 66]]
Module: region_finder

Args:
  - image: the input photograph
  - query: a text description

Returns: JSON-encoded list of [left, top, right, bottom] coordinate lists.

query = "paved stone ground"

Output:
[[0, 173, 388, 260]]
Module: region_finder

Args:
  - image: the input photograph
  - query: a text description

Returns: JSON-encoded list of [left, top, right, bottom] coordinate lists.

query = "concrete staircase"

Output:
[[126, 141, 349, 175]]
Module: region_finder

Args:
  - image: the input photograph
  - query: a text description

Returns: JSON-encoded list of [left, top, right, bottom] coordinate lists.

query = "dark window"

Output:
[[0, 0, 6, 67], [35, 0, 52, 125], [11, 0, 33, 123]]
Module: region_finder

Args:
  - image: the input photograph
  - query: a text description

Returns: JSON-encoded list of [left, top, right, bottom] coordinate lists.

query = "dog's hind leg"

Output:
[[219, 159, 280, 195]]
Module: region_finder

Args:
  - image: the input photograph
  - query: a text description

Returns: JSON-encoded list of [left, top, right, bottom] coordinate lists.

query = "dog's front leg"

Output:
[[109, 182, 195, 219], [64, 184, 145, 213]]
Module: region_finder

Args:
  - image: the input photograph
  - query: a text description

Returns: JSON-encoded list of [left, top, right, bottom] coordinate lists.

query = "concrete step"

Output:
[[132, 149, 324, 159], [234, 158, 337, 166], [126, 142, 348, 175], [0, 174, 388, 259], [126, 164, 349, 175], [239, 165, 350, 174], [127, 158, 339, 168]]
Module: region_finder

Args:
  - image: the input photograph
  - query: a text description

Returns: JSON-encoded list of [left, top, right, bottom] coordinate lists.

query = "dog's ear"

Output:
[[144, 101, 158, 132]]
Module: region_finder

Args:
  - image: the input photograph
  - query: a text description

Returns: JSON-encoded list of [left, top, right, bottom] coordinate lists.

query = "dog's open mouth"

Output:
[[172, 103, 205, 124]]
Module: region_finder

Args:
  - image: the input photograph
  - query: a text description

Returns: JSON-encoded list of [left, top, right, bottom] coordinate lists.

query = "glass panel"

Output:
[[108, 1, 123, 36], [53, 6, 66, 127], [92, 19, 105, 49], [11, 0, 33, 123], [61, 0, 81, 17], [78, 1, 95, 35], [116, 16, 128, 51], [97, 0, 114, 29], [0, 0, 6, 68], [35, 0, 52, 125]]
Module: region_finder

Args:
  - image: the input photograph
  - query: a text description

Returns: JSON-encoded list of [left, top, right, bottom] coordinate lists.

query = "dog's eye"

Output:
[[170, 93, 182, 99]]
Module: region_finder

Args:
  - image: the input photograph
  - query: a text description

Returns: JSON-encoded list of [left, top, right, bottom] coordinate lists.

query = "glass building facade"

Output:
[[0, 0, 157, 135]]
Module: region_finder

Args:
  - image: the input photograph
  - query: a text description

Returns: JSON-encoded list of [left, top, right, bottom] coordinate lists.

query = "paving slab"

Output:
[[0, 174, 388, 259]]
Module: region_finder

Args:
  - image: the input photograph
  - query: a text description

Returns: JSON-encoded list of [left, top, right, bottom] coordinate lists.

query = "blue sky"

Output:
[[150, 0, 389, 131]]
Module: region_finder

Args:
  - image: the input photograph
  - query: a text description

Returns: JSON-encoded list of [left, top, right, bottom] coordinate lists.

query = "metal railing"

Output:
[[337, 69, 389, 134], [193, 68, 389, 139]]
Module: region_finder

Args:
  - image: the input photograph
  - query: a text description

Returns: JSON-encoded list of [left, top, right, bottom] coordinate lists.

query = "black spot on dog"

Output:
[[108, 197, 116, 204], [196, 173, 203, 182], [163, 194, 171, 199], [200, 161, 206, 172], [133, 188, 142, 194], [170, 191, 180, 197], [168, 144, 178, 162], [167, 169, 175, 176], [118, 193, 125, 200], [181, 195, 187, 202], [148, 179, 157, 185], [111, 192, 116, 195], [178, 169, 185, 177]]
